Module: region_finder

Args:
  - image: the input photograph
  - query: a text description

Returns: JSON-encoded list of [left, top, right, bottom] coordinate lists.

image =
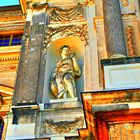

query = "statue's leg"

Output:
[[56, 77, 66, 98], [63, 74, 76, 98]]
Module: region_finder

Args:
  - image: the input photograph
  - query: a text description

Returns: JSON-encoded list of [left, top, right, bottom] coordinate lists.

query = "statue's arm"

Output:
[[72, 55, 81, 76]]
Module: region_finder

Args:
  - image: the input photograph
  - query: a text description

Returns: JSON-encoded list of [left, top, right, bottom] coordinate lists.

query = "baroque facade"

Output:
[[0, 0, 140, 140]]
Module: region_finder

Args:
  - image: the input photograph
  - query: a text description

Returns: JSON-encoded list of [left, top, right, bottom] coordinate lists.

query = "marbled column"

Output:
[[13, 12, 46, 105], [103, 0, 127, 57]]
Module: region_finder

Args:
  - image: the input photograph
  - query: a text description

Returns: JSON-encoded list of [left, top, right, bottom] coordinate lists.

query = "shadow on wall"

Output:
[[43, 37, 85, 102]]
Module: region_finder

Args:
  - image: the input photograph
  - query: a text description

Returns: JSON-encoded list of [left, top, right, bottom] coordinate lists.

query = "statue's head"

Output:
[[59, 45, 71, 55]]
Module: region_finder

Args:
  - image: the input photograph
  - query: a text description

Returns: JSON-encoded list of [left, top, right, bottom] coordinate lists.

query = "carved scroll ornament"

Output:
[[125, 26, 136, 56], [42, 116, 84, 134]]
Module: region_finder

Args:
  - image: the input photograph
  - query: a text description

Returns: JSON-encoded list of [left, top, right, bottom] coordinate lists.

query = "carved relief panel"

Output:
[[36, 108, 85, 138]]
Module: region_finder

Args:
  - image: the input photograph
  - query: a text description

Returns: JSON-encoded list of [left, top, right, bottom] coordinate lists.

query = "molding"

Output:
[[0, 85, 14, 96], [0, 46, 20, 72]]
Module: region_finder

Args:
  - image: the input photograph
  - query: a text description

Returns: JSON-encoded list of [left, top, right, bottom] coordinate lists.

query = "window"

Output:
[[0, 33, 22, 47]]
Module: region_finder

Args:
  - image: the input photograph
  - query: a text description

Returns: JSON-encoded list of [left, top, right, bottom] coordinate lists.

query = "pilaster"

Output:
[[85, 3, 100, 91], [13, 7, 47, 105]]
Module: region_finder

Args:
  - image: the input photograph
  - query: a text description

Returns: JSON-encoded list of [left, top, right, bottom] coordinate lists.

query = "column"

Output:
[[13, 8, 47, 105], [103, 0, 127, 57]]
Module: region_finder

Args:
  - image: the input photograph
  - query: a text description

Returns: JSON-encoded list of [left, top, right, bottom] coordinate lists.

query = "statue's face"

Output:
[[61, 47, 70, 56]]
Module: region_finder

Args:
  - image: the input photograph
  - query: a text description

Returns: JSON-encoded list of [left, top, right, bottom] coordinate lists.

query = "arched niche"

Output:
[[43, 37, 85, 103]]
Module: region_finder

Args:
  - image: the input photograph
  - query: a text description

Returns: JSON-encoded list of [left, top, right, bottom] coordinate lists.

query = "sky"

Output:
[[0, 0, 19, 7]]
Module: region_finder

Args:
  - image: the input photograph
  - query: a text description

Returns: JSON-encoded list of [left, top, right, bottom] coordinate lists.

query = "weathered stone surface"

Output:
[[12, 108, 37, 124], [13, 12, 46, 105], [103, 0, 127, 56], [32, 13, 46, 24], [36, 50, 46, 103], [13, 22, 31, 105], [31, 24, 44, 36], [44, 101, 82, 109], [92, 104, 129, 112]]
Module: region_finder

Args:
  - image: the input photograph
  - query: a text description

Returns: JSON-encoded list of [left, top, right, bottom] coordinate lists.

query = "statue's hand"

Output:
[[71, 53, 76, 58]]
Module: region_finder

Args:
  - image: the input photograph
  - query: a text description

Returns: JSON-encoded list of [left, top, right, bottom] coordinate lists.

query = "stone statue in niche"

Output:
[[50, 45, 81, 99]]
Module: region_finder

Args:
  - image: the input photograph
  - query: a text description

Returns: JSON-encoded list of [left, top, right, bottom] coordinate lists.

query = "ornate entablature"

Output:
[[0, 46, 20, 72], [42, 2, 89, 49], [0, 54, 19, 72]]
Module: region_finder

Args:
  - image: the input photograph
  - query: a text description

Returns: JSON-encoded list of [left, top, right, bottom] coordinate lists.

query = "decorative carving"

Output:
[[74, 0, 94, 5], [48, 4, 85, 23], [0, 10, 23, 18], [44, 24, 88, 47], [0, 23, 24, 32], [125, 26, 136, 56], [0, 64, 18, 72], [121, 0, 129, 6], [0, 55, 19, 72], [42, 116, 84, 134], [50, 45, 81, 99], [0, 56, 19, 61]]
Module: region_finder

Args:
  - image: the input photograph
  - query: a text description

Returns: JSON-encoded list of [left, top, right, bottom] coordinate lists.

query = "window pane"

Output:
[[12, 38, 19, 42], [3, 39, 10, 43]]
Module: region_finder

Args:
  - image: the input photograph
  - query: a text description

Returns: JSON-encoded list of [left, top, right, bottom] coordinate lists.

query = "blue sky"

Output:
[[0, 0, 19, 7]]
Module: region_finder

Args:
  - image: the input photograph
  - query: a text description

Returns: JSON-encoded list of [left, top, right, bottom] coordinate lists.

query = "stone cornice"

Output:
[[0, 46, 21, 53], [20, 0, 95, 13]]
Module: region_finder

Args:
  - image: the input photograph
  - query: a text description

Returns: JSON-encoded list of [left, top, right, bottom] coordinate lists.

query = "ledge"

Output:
[[101, 56, 140, 66]]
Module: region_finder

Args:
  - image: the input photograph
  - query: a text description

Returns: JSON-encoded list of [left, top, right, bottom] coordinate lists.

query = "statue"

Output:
[[50, 45, 81, 99]]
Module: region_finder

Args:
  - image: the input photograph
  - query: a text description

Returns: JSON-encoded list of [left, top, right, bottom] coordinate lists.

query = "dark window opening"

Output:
[[0, 118, 4, 139], [0, 33, 22, 47]]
